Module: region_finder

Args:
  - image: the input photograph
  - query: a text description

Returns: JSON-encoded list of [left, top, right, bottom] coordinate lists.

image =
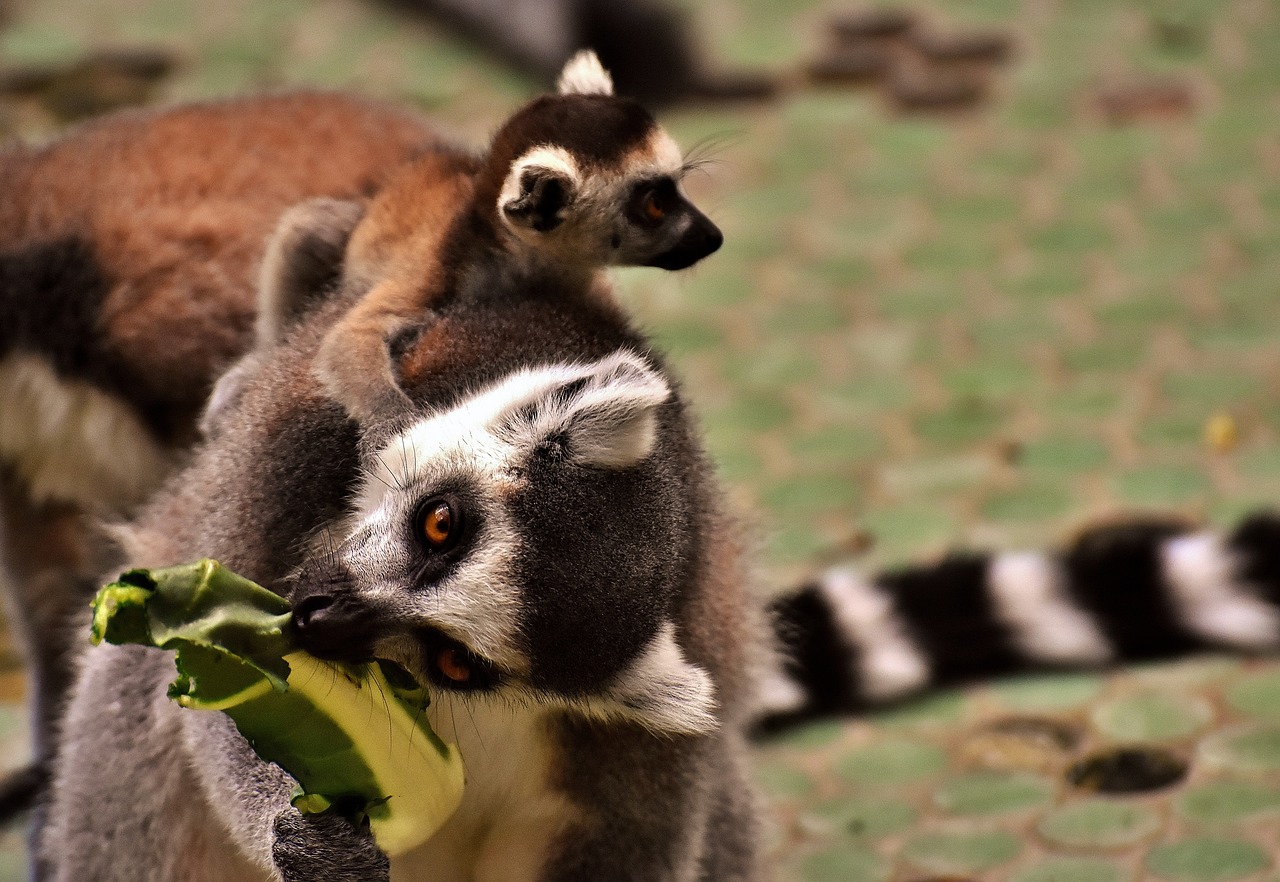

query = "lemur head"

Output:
[[285, 337, 718, 737], [487, 50, 722, 272]]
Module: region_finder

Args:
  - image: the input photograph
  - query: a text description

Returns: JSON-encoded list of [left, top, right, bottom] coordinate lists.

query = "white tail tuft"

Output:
[[557, 49, 614, 96]]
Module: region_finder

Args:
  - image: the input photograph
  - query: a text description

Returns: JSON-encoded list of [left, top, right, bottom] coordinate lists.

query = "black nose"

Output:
[[648, 214, 724, 270], [290, 590, 379, 662]]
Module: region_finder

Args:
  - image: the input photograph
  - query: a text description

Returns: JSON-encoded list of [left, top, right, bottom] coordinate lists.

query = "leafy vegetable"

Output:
[[91, 559, 465, 856]]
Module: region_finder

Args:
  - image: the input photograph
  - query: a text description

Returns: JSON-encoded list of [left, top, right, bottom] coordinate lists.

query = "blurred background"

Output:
[[2, 0, 1280, 879]]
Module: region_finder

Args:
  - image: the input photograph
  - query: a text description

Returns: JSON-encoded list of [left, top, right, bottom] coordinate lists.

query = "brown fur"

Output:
[[315, 152, 479, 422], [0, 92, 443, 442]]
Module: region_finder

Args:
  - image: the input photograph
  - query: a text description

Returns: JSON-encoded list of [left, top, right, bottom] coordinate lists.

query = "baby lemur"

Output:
[[306, 49, 722, 426]]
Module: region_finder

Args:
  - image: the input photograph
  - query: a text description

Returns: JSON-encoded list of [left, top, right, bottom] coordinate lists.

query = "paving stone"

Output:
[[1037, 800, 1164, 849], [836, 739, 949, 787], [1225, 670, 1280, 723], [961, 718, 1083, 772], [933, 770, 1055, 816], [1175, 780, 1280, 824], [902, 830, 1022, 875], [755, 760, 816, 799], [1090, 692, 1215, 742], [982, 484, 1076, 524], [858, 505, 958, 563], [796, 845, 890, 882], [1145, 838, 1270, 882], [766, 719, 844, 751], [1010, 856, 1130, 882], [871, 692, 969, 730], [991, 674, 1104, 713], [914, 401, 1007, 447], [1017, 437, 1111, 476], [1128, 656, 1241, 689], [1200, 726, 1280, 773], [803, 797, 918, 841], [1113, 465, 1211, 508]]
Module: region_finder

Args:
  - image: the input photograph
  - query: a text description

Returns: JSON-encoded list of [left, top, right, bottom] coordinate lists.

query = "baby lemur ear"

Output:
[[556, 49, 614, 97], [201, 198, 364, 439], [503, 351, 670, 469], [499, 147, 581, 235]]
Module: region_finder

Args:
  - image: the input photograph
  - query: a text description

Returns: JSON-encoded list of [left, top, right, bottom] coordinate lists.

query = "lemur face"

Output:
[[494, 51, 722, 272], [288, 350, 718, 736], [498, 132, 722, 271]]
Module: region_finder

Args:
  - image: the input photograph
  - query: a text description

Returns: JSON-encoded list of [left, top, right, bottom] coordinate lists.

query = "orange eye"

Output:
[[436, 647, 471, 684], [420, 501, 454, 549], [642, 190, 665, 221]]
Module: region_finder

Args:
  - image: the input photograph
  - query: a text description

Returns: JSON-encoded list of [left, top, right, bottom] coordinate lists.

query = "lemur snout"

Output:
[[648, 208, 723, 271], [290, 590, 380, 662]]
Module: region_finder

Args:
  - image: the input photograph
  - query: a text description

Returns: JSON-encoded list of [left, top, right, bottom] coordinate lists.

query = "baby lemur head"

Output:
[[483, 50, 722, 272]]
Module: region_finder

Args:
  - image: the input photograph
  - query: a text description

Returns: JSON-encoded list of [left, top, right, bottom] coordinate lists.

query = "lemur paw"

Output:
[[272, 810, 390, 882]]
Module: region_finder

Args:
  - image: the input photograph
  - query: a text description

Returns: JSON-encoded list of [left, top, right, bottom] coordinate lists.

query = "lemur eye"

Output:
[[417, 499, 459, 552], [632, 178, 679, 226], [641, 189, 665, 221]]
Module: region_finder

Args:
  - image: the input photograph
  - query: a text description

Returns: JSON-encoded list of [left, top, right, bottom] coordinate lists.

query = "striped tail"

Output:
[[760, 511, 1280, 724]]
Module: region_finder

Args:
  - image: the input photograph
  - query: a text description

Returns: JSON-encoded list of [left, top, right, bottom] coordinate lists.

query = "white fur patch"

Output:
[[1162, 532, 1280, 649], [0, 353, 169, 510], [645, 129, 685, 179], [988, 552, 1113, 665], [556, 49, 614, 96], [402, 695, 575, 882], [818, 568, 930, 701], [591, 621, 719, 736]]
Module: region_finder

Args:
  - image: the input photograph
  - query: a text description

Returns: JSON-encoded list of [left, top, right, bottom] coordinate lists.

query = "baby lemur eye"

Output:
[[631, 178, 679, 226], [641, 189, 664, 222], [416, 498, 461, 552]]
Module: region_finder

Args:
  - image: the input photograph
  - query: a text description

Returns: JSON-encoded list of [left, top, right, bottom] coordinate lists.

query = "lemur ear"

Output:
[[499, 160, 579, 234], [504, 351, 670, 468], [556, 49, 614, 96], [202, 198, 364, 439], [257, 198, 365, 346]]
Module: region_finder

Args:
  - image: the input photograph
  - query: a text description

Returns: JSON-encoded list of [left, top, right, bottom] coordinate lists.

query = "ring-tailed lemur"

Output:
[[40, 154, 764, 881], [0, 51, 719, 778]]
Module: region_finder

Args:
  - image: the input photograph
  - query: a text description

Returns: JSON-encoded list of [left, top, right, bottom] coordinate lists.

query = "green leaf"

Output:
[[90, 560, 465, 856]]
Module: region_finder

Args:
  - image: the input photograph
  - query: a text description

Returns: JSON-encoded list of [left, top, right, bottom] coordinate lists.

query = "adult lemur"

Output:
[[0, 50, 720, 776], [40, 77, 758, 878]]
